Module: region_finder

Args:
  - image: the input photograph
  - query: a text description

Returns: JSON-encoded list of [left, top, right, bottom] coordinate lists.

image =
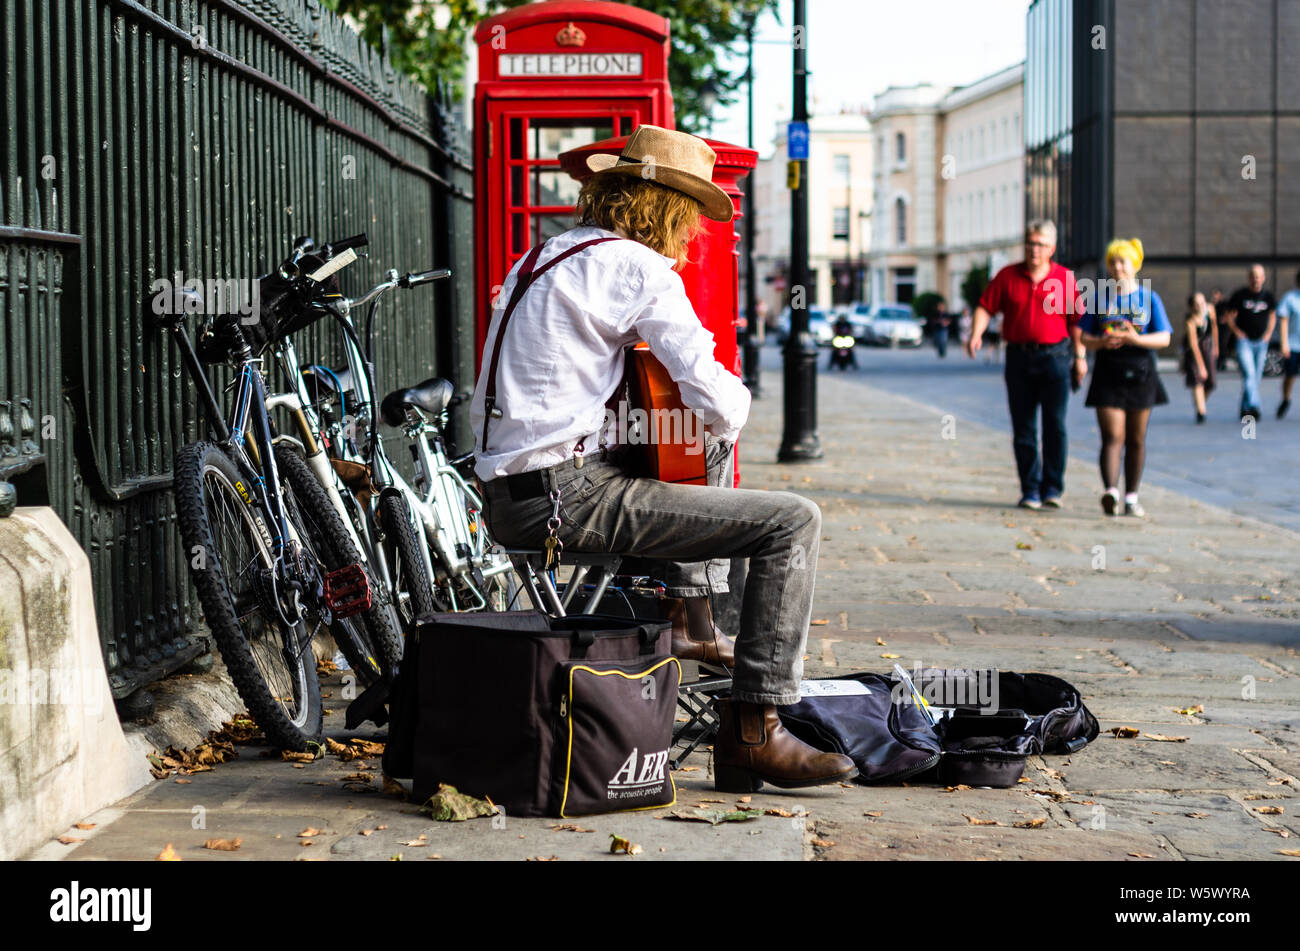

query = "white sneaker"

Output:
[[1124, 501, 1146, 519]]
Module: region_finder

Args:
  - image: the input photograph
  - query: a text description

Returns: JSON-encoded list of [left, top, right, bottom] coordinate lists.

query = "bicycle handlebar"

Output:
[[398, 268, 451, 288]]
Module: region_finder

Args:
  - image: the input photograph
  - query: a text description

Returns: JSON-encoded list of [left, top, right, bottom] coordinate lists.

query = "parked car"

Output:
[[850, 303, 924, 348], [774, 306, 834, 346]]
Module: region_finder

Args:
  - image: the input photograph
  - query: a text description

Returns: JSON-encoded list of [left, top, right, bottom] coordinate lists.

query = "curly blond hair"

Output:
[[575, 174, 703, 266]]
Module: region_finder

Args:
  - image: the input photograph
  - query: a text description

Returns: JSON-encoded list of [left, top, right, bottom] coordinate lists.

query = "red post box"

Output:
[[557, 135, 757, 485], [473, 1, 676, 358]]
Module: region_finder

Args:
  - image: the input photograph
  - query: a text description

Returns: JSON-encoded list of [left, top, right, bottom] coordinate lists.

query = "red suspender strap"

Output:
[[481, 236, 622, 451]]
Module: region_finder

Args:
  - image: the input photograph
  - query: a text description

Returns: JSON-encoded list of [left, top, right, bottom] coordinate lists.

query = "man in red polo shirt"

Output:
[[965, 220, 1086, 509]]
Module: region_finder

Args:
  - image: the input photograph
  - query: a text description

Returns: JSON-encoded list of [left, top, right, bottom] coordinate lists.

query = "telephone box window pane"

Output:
[[509, 118, 525, 159], [511, 214, 526, 255], [533, 214, 572, 245], [532, 167, 583, 208], [530, 118, 616, 160], [511, 165, 525, 206]]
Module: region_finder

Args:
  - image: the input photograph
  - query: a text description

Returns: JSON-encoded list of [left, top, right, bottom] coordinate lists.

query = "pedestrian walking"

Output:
[[965, 220, 1084, 509], [1275, 269, 1300, 419], [1222, 264, 1276, 422], [1078, 239, 1172, 518], [933, 297, 952, 359], [1182, 291, 1217, 423]]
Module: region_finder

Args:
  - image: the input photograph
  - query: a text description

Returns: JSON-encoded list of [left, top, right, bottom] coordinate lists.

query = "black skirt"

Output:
[[1085, 347, 1169, 409]]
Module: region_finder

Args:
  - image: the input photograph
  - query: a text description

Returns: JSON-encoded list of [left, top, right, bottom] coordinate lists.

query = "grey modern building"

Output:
[[1026, 0, 1300, 330]]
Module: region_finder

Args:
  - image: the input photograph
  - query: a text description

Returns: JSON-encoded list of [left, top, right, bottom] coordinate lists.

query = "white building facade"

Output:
[[865, 64, 1025, 309], [751, 113, 874, 318]]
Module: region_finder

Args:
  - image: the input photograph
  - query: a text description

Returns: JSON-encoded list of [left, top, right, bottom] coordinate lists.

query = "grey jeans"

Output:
[[481, 451, 821, 705], [616, 434, 734, 597]]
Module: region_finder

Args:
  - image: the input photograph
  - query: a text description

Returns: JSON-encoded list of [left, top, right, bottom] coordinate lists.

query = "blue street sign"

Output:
[[787, 121, 809, 160]]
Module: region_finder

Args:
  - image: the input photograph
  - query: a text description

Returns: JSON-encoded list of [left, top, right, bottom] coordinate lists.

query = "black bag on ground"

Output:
[[410, 611, 679, 818], [779, 668, 1099, 789], [778, 673, 942, 784]]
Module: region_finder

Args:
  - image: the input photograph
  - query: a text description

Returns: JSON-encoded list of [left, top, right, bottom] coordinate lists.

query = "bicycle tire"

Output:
[[378, 490, 441, 629], [173, 441, 323, 750], [274, 444, 404, 683]]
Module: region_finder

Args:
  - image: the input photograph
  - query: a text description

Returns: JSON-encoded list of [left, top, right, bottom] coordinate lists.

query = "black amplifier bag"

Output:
[[779, 673, 942, 784], [409, 611, 676, 818]]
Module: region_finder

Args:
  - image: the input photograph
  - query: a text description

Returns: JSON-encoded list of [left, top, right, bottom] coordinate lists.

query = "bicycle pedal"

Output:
[[323, 564, 372, 618]]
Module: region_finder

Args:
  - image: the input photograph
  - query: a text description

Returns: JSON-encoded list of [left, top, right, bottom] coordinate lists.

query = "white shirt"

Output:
[[470, 226, 751, 480]]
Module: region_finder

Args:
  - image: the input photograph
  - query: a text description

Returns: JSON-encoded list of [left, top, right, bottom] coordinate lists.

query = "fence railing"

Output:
[[0, 0, 474, 700]]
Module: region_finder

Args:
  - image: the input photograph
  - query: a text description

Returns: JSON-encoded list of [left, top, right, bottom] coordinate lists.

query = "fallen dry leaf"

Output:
[[1174, 704, 1205, 716], [737, 796, 752, 803], [281, 750, 318, 763], [1142, 733, 1188, 743], [764, 807, 799, 818], [377, 825, 388, 830], [1109, 726, 1140, 739], [881, 653, 901, 660], [944, 785, 973, 793], [300, 841, 314, 848], [1256, 806, 1284, 815], [1158, 761, 1177, 766], [74, 823, 96, 831], [203, 838, 242, 851], [810, 838, 835, 848], [527, 855, 560, 862], [340, 773, 372, 783], [1016, 542, 1033, 550], [810, 619, 829, 626], [1277, 849, 1300, 857], [963, 815, 1002, 826], [697, 798, 725, 804], [864, 811, 883, 818], [876, 637, 887, 646], [401, 839, 428, 847], [550, 824, 595, 833], [175, 778, 192, 784], [609, 835, 642, 855], [298, 827, 322, 838], [382, 776, 408, 798], [359, 829, 375, 836], [57, 835, 82, 845], [674, 766, 699, 773], [1014, 818, 1047, 829], [1128, 851, 1155, 859], [156, 843, 181, 861], [1185, 812, 1210, 819]]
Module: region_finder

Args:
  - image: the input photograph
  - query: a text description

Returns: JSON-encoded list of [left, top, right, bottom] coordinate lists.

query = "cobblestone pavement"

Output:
[[36, 352, 1300, 861]]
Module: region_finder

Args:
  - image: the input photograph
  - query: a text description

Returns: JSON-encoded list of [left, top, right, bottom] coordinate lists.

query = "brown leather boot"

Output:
[[666, 596, 735, 670], [713, 698, 858, 792]]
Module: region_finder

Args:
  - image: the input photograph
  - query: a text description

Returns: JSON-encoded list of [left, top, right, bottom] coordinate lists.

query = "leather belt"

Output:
[[487, 447, 628, 501]]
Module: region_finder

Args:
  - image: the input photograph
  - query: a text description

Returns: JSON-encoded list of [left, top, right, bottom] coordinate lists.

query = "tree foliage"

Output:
[[322, 0, 777, 130], [961, 261, 992, 313]]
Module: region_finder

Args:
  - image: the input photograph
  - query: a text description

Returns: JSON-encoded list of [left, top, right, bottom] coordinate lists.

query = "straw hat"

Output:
[[586, 124, 734, 222]]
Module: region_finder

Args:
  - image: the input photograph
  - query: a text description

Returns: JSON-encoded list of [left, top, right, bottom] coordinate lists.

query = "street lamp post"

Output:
[[779, 0, 822, 462], [742, 14, 762, 394]]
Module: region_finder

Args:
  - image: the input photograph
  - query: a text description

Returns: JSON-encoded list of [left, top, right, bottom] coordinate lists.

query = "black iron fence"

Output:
[[0, 0, 474, 700]]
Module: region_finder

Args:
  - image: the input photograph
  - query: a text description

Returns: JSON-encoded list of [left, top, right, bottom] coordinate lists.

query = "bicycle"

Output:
[[270, 238, 519, 634], [158, 235, 402, 750]]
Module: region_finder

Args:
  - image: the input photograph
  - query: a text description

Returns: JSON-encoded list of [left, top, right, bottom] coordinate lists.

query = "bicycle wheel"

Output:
[[173, 441, 323, 750], [274, 444, 404, 684], [378, 490, 442, 629]]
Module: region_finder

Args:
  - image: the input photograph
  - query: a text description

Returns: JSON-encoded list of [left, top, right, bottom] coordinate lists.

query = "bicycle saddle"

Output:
[[381, 377, 455, 426]]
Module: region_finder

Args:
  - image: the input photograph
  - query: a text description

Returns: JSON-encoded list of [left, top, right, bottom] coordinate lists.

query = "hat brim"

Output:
[[586, 153, 734, 222]]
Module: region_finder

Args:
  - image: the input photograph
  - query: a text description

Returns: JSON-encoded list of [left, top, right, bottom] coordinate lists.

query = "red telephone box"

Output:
[[473, 1, 675, 356]]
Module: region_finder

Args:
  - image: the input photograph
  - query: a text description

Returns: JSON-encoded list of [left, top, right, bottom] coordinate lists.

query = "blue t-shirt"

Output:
[[1279, 289, 1300, 349], [1079, 285, 1172, 338]]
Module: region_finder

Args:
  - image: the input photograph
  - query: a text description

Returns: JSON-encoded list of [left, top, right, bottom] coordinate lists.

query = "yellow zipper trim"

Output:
[[559, 657, 681, 818]]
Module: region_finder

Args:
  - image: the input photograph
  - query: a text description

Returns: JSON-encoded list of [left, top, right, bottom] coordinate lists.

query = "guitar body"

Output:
[[623, 345, 708, 486]]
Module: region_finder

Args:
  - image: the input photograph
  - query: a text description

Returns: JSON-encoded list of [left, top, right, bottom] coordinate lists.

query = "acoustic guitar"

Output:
[[622, 344, 707, 485]]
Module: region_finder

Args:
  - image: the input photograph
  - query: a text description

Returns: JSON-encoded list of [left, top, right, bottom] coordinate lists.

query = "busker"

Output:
[[470, 124, 857, 793]]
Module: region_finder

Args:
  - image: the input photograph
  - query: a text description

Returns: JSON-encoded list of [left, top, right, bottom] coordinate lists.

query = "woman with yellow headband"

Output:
[[1077, 238, 1173, 518]]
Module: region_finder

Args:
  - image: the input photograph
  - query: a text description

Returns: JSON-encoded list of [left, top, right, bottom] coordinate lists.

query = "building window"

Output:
[[894, 197, 907, 246], [833, 206, 850, 240], [894, 267, 917, 304], [833, 153, 851, 186], [895, 132, 906, 164]]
